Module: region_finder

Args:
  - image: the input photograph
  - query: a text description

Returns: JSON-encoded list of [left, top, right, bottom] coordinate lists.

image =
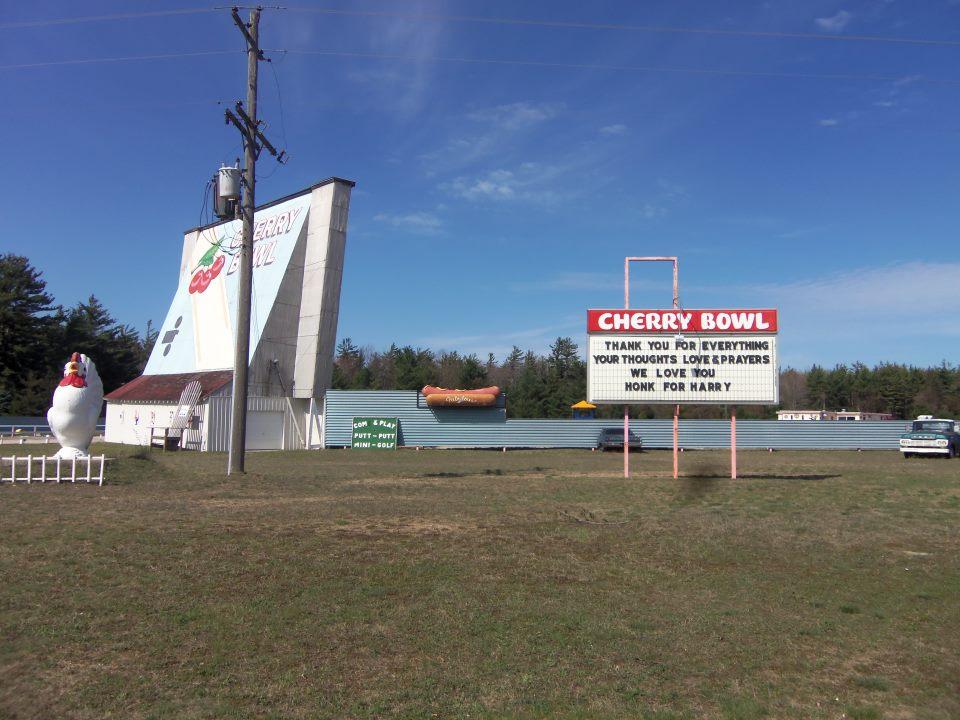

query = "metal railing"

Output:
[[0, 423, 106, 438]]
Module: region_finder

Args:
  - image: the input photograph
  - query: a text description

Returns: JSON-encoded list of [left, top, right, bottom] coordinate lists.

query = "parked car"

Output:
[[899, 415, 960, 458], [597, 427, 643, 452]]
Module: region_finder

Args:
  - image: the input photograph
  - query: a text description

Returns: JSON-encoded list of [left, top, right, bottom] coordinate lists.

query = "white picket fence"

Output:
[[1, 455, 106, 485]]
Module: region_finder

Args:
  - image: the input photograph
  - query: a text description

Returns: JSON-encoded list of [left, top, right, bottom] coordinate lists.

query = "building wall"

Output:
[[324, 390, 911, 449], [778, 410, 896, 421], [106, 394, 306, 452], [105, 401, 206, 449], [777, 411, 825, 421], [206, 395, 307, 452]]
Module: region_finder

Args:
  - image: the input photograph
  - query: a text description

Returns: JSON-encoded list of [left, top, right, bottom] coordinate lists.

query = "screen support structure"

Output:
[[624, 257, 680, 479]]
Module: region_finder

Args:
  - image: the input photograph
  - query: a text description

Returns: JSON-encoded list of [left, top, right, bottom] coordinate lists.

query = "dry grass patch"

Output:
[[1, 445, 958, 719]]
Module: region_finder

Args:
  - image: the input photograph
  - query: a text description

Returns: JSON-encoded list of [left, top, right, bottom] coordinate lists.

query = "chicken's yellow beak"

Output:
[[66, 362, 79, 375]]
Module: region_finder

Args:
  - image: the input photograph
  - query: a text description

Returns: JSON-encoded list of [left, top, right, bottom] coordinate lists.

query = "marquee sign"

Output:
[[587, 309, 779, 405]]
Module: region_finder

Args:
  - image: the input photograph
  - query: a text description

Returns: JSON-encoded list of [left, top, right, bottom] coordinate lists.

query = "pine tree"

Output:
[[457, 354, 487, 389], [543, 337, 585, 417], [62, 296, 145, 396], [0, 255, 60, 413], [805, 365, 829, 410]]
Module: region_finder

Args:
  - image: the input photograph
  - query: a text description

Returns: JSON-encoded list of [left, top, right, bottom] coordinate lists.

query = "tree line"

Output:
[[334, 339, 960, 420], [3, 254, 958, 420], [0, 255, 156, 416]]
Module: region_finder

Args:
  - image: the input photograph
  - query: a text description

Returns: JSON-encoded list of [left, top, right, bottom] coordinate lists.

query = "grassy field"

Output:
[[1, 445, 958, 719]]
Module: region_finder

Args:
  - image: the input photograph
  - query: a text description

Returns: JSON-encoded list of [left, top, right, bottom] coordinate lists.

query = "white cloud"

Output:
[[420, 102, 563, 176], [754, 262, 960, 320], [818, 118, 840, 127], [815, 10, 853, 32], [446, 170, 517, 201], [373, 211, 443, 235], [634, 261, 960, 366], [467, 102, 564, 130], [639, 203, 668, 219], [599, 123, 628, 136], [442, 163, 567, 205], [778, 225, 830, 240], [725, 261, 960, 365], [340, 1, 445, 118], [509, 272, 673, 296], [415, 317, 583, 357], [620, 178, 687, 221], [510, 272, 618, 292], [893, 74, 923, 87]]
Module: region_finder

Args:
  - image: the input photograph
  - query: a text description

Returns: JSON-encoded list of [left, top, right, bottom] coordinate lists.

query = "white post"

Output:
[[26, 455, 32, 483], [40, 455, 46, 482], [56, 456, 62, 483], [71, 457, 76, 482], [86, 456, 92, 482], [306, 397, 315, 449], [319, 397, 326, 449]]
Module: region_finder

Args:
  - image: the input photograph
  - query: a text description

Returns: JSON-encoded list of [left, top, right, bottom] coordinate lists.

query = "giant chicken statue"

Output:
[[47, 352, 104, 458]]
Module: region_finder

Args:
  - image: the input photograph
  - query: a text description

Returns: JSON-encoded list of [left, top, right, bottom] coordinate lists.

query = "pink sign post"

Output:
[[623, 257, 679, 480], [731, 412, 737, 480]]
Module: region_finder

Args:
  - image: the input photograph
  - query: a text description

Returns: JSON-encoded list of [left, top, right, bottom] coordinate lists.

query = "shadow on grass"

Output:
[[676, 472, 839, 504], [680, 474, 720, 502], [420, 466, 547, 479], [683, 473, 840, 481]]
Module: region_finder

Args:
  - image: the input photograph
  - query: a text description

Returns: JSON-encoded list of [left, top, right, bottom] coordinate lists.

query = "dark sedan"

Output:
[[597, 427, 643, 452]]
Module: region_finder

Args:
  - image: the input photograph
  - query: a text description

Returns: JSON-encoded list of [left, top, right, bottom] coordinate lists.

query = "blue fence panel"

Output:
[[323, 391, 910, 450]]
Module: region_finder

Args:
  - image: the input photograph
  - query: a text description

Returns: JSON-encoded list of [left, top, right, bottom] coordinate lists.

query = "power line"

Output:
[[277, 49, 960, 86], [3, 6, 959, 48], [284, 7, 960, 48], [267, 60, 289, 151], [0, 49, 240, 71], [1, 45, 953, 87], [0, 8, 218, 30]]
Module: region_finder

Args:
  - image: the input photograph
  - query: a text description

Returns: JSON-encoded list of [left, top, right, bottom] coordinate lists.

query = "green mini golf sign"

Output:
[[351, 417, 399, 449]]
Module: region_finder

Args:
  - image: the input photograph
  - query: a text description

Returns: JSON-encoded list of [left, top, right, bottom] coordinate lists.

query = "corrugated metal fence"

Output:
[[323, 390, 910, 450]]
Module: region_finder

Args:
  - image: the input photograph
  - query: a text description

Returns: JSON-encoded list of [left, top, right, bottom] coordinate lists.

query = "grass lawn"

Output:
[[1, 445, 958, 719]]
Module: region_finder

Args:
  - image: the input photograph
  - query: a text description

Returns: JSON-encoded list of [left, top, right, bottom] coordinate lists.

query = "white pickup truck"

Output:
[[899, 415, 960, 458]]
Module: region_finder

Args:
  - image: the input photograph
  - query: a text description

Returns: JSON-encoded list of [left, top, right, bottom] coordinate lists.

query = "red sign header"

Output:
[[588, 309, 778, 334]]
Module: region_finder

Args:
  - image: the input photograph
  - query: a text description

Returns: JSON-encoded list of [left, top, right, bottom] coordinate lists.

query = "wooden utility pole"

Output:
[[224, 6, 285, 474], [227, 6, 260, 475]]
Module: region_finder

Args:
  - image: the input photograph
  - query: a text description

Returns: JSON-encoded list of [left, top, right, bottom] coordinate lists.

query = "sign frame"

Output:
[[586, 308, 780, 406], [351, 417, 399, 450]]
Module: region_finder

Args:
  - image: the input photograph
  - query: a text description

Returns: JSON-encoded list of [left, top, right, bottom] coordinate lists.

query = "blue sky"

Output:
[[2, 0, 959, 369]]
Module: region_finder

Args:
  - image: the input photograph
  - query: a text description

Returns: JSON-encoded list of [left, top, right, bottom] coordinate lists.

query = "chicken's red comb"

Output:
[[70, 352, 80, 362]]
